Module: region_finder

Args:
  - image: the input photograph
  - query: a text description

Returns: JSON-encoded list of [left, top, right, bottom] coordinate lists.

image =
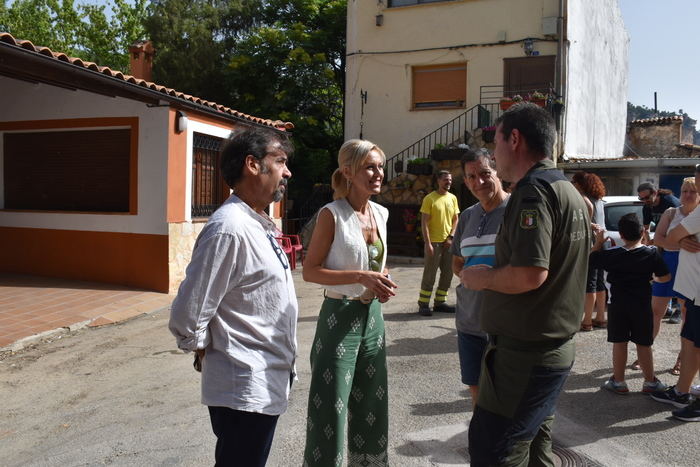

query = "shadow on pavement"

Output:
[[387, 326, 457, 357]]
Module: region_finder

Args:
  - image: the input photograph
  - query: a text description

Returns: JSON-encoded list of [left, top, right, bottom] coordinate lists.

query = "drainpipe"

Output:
[[556, 0, 566, 159]]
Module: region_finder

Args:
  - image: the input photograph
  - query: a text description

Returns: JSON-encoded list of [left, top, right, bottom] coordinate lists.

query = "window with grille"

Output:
[[412, 63, 467, 110], [191, 132, 227, 218]]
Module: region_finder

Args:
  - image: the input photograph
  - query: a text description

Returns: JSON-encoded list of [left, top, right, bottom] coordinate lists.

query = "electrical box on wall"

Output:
[[542, 17, 559, 37]]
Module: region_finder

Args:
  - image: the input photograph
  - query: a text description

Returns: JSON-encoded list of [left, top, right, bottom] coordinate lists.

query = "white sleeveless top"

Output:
[[322, 198, 389, 297], [665, 207, 688, 252]]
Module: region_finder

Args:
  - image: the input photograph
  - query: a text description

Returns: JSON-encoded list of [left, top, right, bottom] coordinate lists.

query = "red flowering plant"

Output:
[[402, 208, 418, 225]]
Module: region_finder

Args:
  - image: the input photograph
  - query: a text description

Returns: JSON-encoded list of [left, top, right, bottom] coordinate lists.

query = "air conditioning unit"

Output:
[[542, 16, 559, 37]]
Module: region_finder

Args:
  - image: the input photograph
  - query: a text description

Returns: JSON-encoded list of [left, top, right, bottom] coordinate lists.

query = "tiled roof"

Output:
[[0, 32, 293, 130], [630, 116, 683, 125]]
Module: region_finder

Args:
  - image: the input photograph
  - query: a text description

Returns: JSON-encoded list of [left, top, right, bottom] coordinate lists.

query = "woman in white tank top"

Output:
[[301, 139, 397, 467], [652, 177, 700, 374]]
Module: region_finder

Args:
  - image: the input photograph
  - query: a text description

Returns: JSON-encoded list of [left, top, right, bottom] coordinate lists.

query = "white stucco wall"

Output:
[[563, 0, 628, 159], [0, 76, 170, 235], [346, 0, 559, 158]]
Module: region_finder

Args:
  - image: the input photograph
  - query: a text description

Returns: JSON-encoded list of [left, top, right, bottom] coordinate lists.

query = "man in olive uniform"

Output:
[[461, 104, 590, 466]]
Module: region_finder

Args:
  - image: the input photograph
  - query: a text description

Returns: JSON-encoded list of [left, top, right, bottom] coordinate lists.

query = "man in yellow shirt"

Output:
[[418, 170, 459, 316]]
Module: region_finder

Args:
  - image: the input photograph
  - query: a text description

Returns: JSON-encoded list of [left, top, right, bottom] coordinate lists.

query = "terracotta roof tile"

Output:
[[0, 32, 293, 130], [630, 116, 683, 125]]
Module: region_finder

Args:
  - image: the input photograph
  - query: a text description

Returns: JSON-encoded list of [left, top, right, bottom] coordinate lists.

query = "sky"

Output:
[[619, 0, 700, 121]]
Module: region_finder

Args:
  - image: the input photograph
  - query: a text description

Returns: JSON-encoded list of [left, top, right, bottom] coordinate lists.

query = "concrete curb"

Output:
[[0, 305, 172, 354]]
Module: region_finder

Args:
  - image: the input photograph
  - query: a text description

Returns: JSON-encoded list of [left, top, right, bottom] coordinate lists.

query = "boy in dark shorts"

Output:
[[590, 213, 671, 394]]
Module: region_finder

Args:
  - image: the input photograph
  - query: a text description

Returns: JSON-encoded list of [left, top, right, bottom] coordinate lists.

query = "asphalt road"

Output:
[[2, 264, 698, 466]]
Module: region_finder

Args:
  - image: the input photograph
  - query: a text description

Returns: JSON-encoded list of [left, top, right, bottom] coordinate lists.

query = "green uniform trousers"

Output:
[[303, 297, 389, 467], [468, 336, 575, 467], [419, 242, 453, 305]]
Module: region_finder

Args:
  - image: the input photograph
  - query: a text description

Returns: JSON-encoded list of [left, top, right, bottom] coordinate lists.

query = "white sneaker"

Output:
[[690, 385, 700, 396]]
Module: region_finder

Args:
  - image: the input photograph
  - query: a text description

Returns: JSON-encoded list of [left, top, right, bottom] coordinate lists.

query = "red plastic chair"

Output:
[[275, 236, 296, 270], [275, 229, 303, 267], [284, 234, 304, 265]]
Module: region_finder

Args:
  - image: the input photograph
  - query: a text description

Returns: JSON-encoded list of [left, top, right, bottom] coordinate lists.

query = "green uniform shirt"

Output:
[[481, 159, 590, 341]]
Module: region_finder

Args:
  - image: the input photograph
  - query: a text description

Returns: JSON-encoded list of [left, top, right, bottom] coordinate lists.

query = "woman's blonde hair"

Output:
[[681, 177, 697, 192], [331, 139, 386, 200]]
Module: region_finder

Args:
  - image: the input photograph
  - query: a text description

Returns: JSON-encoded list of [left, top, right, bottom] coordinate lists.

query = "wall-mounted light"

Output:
[[376, 14, 384, 26], [523, 38, 534, 56], [176, 110, 188, 133]]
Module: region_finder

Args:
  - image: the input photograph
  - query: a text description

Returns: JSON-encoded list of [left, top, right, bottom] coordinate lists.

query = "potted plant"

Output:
[[430, 143, 465, 161], [402, 208, 418, 232], [481, 125, 496, 143], [529, 91, 547, 107], [499, 94, 523, 111], [394, 159, 404, 174], [553, 98, 565, 114], [407, 157, 433, 175]]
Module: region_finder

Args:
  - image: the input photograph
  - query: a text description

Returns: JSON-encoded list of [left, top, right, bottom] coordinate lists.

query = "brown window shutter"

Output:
[[413, 63, 467, 108], [4, 129, 131, 212]]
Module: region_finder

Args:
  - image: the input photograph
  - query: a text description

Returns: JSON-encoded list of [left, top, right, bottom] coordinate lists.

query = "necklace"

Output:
[[356, 208, 376, 243]]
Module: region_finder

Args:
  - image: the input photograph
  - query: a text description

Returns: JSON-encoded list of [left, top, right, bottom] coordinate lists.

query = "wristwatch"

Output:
[[447, 235, 454, 240]]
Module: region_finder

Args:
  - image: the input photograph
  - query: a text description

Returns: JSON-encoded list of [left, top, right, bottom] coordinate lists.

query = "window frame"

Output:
[[191, 132, 228, 219], [0, 117, 139, 215], [412, 62, 467, 111]]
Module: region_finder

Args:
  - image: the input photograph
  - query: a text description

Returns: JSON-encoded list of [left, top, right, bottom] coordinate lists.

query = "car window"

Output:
[[604, 204, 645, 231]]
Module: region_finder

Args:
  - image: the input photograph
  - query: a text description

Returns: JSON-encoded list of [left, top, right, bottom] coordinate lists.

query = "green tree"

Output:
[[145, 0, 346, 205], [225, 0, 346, 203], [144, 0, 253, 104], [0, 0, 147, 71]]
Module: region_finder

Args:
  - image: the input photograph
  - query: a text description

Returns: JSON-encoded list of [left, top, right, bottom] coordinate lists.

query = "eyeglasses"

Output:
[[368, 244, 380, 272], [267, 234, 289, 270], [638, 194, 651, 201]]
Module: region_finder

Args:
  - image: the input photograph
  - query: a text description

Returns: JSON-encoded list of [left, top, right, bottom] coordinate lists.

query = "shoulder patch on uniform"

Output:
[[520, 209, 538, 229]]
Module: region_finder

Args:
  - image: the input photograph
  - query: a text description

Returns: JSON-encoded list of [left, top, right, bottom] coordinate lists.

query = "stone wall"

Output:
[[168, 221, 206, 293], [376, 159, 465, 206], [627, 120, 683, 158]]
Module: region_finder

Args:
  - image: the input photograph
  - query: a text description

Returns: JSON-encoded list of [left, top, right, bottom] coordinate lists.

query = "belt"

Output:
[[488, 334, 573, 351], [324, 290, 363, 301]]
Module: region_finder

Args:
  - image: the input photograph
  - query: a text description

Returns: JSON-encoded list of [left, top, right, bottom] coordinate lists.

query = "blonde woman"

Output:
[[651, 177, 700, 375], [302, 139, 397, 466]]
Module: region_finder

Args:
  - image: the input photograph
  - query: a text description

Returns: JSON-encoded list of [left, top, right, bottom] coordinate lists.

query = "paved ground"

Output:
[[1, 264, 699, 466], [0, 274, 173, 350]]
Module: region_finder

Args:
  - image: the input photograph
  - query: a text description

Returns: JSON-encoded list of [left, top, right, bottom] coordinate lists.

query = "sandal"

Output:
[[670, 358, 681, 376], [631, 359, 641, 370], [592, 319, 607, 328], [580, 323, 593, 332]]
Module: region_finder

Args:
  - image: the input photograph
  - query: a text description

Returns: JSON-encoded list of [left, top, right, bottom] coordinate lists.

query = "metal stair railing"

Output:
[[384, 103, 500, 181]]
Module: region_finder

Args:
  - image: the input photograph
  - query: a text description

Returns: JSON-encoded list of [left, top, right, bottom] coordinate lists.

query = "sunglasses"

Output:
[[267, 234, 289, 270], [638, 194, 652, 201], [368, 244, 380, 272]]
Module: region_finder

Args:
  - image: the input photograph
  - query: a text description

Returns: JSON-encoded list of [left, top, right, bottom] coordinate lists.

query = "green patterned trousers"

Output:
[[303, 297, 389, 467]]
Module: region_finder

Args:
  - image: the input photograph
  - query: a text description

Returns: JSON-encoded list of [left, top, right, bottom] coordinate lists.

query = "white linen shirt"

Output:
[[674, 205, 700, 301], [169, 195, 298, 416]]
